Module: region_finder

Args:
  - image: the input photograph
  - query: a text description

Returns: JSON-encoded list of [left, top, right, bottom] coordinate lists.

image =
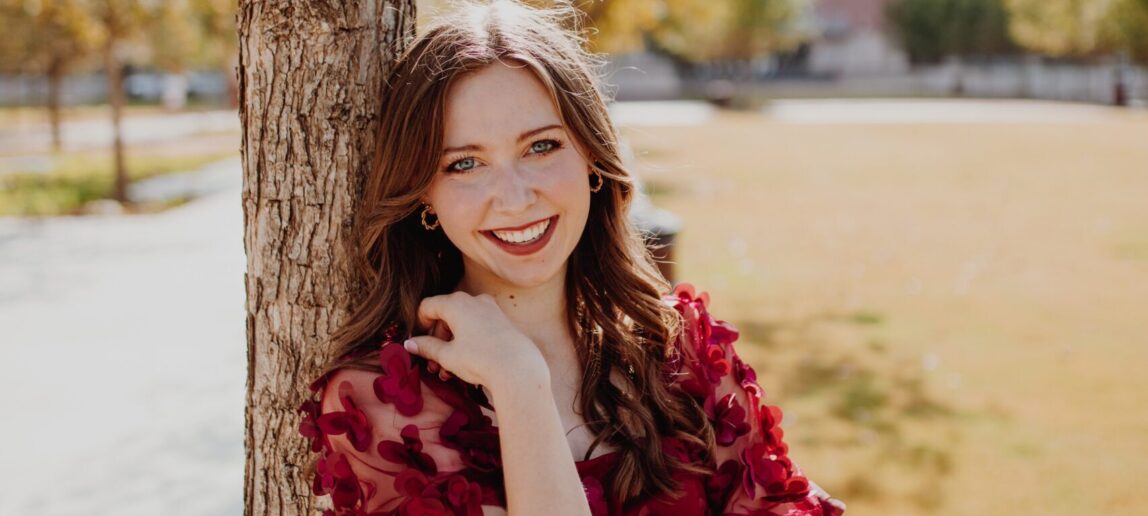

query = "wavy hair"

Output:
[[315, 0, 715, 504]]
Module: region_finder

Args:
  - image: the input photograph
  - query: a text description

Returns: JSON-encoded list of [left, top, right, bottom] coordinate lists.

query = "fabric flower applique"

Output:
[[317, 384, 374, 453], [313, 451, 375, 512], [711, 393, 752, 446], [377, 424, 438, 475], [439, 407, 503, 475], [298, 399, 327, 453], [374, 341, 425, 417]]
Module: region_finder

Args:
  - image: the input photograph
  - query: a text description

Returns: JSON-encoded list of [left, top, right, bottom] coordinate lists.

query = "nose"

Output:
[[491, 164, 537, 214]]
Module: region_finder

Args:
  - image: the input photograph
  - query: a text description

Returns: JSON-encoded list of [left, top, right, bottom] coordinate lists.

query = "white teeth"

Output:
[[492, 218, 551, 244]]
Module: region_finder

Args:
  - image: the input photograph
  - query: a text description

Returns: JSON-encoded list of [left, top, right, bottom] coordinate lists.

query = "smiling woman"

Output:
[[297, 1, 844, 515]]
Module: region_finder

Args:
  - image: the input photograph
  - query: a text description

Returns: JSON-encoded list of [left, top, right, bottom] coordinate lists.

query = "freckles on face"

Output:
[[424, 61, 594, 287]]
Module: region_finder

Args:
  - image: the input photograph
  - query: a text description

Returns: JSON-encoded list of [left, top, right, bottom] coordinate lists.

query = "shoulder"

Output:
[[313, 343, 478, 434], [660, 282, 748, 397], [301, 340, 488, 460]]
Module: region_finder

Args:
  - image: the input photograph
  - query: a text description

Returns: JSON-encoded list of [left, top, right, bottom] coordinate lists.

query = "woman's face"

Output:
[[425, 62, 594, 289]]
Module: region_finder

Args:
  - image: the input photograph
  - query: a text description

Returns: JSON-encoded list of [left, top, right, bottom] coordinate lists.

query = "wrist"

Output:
[[486, 354, 551, 401]]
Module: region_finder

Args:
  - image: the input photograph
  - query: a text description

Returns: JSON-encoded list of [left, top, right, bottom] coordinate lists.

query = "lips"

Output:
[[481, 215, 558, 256]]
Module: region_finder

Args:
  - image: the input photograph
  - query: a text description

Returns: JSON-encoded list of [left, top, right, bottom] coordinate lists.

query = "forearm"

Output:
[[488, 374, 591, 516]]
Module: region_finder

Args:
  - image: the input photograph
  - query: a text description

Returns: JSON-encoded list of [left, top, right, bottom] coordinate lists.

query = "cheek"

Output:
[[537, 155, 590, 193], [538, 159, 592, 230], [427, 182, 483, 238]]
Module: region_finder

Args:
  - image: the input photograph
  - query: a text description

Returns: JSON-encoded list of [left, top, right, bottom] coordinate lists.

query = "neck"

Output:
[[455, 262, 574, 360]]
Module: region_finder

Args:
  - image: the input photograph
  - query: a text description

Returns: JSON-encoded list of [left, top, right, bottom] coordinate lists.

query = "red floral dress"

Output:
[[298, 283, 844, 515]]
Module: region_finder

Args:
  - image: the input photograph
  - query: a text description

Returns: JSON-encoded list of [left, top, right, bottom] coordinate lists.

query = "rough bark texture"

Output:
[[238, 1, 415, 514]]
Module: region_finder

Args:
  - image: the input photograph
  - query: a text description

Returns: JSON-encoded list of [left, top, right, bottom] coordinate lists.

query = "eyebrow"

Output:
[[442, 124, 563, 155]]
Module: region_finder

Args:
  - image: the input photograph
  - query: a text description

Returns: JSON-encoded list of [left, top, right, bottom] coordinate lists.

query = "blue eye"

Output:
[[446, 157, 478, 172], [530, 139, 560, 154]]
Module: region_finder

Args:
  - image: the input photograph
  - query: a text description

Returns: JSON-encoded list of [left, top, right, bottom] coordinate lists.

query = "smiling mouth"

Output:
[[484, 216, 554, 245]]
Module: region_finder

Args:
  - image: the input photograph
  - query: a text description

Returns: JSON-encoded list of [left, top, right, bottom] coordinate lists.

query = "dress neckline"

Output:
[[576, 449, 621, 464]]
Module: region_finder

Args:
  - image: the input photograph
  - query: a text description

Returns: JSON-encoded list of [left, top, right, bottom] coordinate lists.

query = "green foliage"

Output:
[[0, 151, 233, 216], [653, 0, 812, 61], [1101, 0, 1148, 62], [0, 0, 237, 75], [418, 0, 810, 62], [0, 0, 99, 74], [714, 0, 812, 60], [886, 0, 1016, 64], [147, 0, 237, 72], [1005, 0, 1118, 57]]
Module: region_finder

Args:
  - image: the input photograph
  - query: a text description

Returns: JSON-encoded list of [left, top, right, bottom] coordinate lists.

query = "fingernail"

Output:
[[403, 339, 418, 353]]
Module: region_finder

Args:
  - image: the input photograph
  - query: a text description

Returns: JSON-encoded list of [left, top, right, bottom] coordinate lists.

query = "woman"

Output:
[[298, 1, 845, 514]]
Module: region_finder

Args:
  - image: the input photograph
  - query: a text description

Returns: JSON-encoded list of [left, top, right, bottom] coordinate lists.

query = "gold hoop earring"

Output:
[[421, 204, 440, 230], [589, 168, 604, 193]]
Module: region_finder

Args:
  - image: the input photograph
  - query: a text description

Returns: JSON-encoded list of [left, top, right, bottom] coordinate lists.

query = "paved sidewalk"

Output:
[[0, 171, 246, 515], [0, 110, 240, 154]]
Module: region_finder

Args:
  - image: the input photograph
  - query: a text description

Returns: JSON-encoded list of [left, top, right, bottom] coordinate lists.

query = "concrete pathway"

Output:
[[0, 166, 246, 515]]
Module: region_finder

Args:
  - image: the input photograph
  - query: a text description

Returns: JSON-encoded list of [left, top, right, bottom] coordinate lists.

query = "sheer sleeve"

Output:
[[665, 283, 845, 516], [298, 329, 506, 515]]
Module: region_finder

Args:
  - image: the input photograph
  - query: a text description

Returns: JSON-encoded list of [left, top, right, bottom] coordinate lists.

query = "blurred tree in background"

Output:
[[580, 0, 810, 61], [146, 0, 237, 109], [0, 0, 99, 152], [714, 0, 811, 60], [420, 0, 809, 62], [146, 0, 199, 109], [885, 0, 1015, 64], [0, 0, 237, 204], [1004, 0, 1115, 58], [190, 0, 240, 94], [1099, 0, 1148, 63], [90, 0, 150, 203], [886, 0, 1016, 94]]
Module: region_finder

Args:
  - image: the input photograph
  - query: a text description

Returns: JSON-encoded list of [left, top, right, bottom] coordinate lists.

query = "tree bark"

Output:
[[237, 1, 415, 514]]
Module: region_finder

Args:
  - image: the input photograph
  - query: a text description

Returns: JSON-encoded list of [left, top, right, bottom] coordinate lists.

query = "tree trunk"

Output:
[[47, 58, 64, 153], [237, 1, 415, 514], [105, 40, 128, 204]]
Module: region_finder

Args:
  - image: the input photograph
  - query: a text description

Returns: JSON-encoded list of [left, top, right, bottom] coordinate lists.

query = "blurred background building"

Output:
[[807, 0, 911, 77]]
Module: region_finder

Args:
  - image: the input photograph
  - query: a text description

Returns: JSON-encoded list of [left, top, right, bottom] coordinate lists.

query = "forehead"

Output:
[[442, 62, 562, 145]]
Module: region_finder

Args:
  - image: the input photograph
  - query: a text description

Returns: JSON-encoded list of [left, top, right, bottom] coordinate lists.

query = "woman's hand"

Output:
[[403, 291, 549, 392]]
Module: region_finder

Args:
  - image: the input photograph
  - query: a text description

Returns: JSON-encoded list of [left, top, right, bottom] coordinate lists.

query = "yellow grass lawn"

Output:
[[622, 103, 1148, 515]]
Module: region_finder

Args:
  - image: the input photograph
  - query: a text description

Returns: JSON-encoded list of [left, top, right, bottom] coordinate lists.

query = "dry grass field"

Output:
[[621, 101, 1148, 515]]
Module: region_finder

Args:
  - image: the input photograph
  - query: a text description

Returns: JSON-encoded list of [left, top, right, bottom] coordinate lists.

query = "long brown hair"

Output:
[[315, 0, 715, 504]]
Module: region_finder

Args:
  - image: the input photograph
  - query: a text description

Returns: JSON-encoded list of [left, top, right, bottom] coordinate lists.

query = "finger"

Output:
[[416, 294, 464, 334], [403, 335, 446, 363], [430, 319, 454, 341], [438, 370, 452, 381], [427, 360, 441, 374]]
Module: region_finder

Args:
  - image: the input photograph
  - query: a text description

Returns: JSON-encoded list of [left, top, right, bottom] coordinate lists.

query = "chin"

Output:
[[498, 267, 562, 288]]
